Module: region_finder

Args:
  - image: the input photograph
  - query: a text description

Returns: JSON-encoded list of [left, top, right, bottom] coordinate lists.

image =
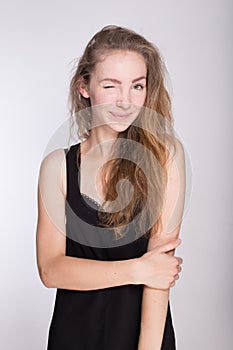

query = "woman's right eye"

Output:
[[103, 85, 115, 89]]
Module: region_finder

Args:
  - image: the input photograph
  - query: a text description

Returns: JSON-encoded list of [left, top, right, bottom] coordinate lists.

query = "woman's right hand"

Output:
[[135, 239, 183, 290]]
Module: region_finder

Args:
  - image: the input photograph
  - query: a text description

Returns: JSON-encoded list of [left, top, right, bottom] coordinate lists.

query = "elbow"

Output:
[[37, 255, 63, 289], [38, 264, 55, 289]]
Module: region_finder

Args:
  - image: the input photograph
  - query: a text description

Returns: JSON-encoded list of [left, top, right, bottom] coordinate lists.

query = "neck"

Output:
[[83, 127, 118, 158]]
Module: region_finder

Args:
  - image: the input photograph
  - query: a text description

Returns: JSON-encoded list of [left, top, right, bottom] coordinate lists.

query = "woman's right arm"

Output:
[[36, 149, 182, 291]]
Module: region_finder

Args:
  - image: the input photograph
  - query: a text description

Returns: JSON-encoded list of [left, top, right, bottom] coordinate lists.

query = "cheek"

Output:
[[90, 91, 116, 105], [133, 91, 147, 106]]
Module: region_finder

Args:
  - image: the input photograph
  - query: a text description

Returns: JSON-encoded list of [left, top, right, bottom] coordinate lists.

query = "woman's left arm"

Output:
[[138, 139, 186, 350]]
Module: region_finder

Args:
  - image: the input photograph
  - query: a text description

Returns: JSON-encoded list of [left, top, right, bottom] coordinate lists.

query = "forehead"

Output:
[[93, 50, 147, 77]]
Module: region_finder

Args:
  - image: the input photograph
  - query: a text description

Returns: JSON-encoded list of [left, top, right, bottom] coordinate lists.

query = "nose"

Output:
[[116, 88, 131, 110]]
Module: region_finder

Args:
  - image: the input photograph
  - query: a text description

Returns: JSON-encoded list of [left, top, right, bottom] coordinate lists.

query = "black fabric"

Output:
[[47, 142, 176, 349]]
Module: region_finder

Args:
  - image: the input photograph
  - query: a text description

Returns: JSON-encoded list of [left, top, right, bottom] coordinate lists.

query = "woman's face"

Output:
[[80, 50, 147, 134]]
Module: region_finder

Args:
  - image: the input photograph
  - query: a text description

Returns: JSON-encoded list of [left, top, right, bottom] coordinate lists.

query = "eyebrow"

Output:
[[99, 76, 147, 84]]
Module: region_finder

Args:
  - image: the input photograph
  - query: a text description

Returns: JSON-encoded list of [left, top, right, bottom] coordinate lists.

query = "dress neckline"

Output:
[[80, 192, 102, 208], [75, 142, 105, 210]]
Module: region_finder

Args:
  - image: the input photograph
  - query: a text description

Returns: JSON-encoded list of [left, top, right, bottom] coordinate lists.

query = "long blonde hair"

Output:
[[69, 25, 177, 241]]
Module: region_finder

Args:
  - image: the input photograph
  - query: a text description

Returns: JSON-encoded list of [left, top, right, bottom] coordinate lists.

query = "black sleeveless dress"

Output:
[[47, 142, 176, 349]]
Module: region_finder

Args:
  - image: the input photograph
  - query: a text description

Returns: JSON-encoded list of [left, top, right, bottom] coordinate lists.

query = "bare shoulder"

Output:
[[165, 137, 185, 180], [40, 148, 66, 167], [39, 148, 67, 197], [174, 137, 185, 160], [166, 137, 185, 163]]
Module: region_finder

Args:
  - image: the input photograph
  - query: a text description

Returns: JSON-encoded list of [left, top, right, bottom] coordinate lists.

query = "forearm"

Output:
[[138, 288, 169, 350], [40, 255, 139, 291], [138, 248, 175, 350]]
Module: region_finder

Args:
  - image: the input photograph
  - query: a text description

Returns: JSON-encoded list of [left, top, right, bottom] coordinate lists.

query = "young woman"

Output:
[[36, 25, 186, 350]]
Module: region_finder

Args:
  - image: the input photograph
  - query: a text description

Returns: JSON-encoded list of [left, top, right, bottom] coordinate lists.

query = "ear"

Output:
[[79, 79, 90, 99]]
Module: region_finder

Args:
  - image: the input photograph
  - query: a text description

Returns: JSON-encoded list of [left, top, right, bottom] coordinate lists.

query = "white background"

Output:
[[0, 0, 232, 349]]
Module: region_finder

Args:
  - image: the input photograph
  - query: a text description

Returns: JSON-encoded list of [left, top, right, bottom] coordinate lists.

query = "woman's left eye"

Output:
[[134, 84, 144, 90]]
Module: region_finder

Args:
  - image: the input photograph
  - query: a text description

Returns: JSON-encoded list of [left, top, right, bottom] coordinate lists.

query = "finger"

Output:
[[177, 257, 183, 265], [174, 274, 179, 281], [158, 239, 182, 253], [177, 265, 182, 273]]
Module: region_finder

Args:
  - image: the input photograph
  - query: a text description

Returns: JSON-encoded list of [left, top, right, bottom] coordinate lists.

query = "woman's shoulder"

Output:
[[39, 148, 67, 196], [40, 142, 81, 166], [166, 137, 185, 165], [40, 148, 66, 169]]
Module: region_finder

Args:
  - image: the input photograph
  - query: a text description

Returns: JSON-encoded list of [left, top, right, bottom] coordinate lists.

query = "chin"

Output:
[[110, 123, 131, 133]]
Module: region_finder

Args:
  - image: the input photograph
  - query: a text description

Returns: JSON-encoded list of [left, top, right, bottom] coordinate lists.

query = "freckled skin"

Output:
[[80, 50, 147, 136]]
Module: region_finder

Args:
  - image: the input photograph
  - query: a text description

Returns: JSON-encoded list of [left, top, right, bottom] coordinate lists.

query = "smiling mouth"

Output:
[[109, 112, 132, 119]]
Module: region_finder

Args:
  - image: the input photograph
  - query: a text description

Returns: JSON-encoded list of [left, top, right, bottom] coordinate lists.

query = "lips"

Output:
[[109, 112, 132, 119]]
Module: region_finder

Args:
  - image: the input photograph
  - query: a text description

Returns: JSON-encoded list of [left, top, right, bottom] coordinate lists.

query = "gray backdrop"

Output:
[[0, 0, 232, 349]]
